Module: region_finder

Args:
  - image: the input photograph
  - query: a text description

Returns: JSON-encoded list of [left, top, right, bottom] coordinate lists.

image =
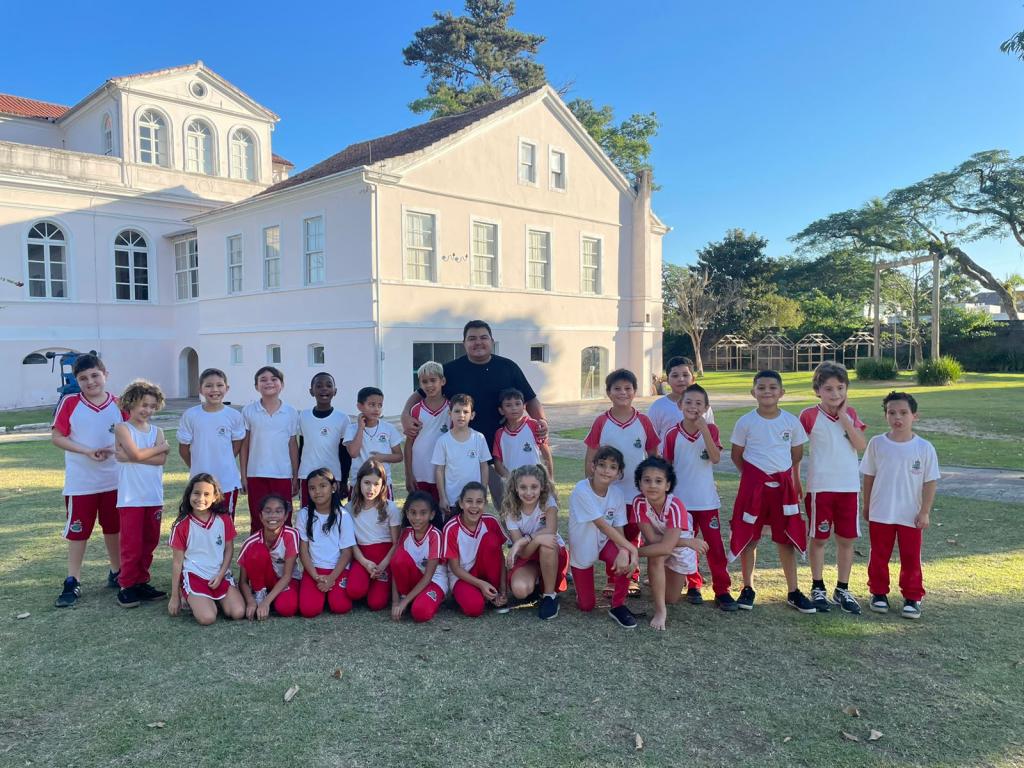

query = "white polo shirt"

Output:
[[647, 396, 715, 440], [348, 500, 402, 545], [431, 429, 491, 503], [506, 503, 565, 547], [242, 400, 299, 479], [177, 405, 246, 490], [296, 506, 356, 570], [568, 479, 626, 569], [169, 512, 236, 581], [860, 434, 940, 527], [298, 408, 350, 479], [729, 409, 808, 474], [798, 405, 866, 493], [398, 526, 449, 592], [492, 417, 545, 472], [662, 423, 722, 511], [344, 420, 403, 486], [51, 392, 123, 495], [442, 513, 504, 581], [409, 399, 451, 484], [583, 409, 660, 503]]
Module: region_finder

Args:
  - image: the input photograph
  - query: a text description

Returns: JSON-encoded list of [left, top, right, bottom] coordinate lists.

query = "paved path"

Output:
[[3, 396, 1021, 505]]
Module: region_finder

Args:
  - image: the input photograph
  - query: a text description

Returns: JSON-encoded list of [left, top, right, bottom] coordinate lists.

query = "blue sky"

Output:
[[3, 1, 1023, 277]]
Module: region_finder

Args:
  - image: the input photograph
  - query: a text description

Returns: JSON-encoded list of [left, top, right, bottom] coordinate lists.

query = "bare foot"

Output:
[[650, 608, 667, 631]]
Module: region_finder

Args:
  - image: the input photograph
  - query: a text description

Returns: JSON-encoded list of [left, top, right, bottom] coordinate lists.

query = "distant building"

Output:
[[0, 63, 665, 411]]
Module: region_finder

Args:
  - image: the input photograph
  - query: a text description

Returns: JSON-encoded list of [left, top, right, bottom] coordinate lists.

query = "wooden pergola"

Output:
[[840, 330, 876, 369], [709, 334, 752, 371], [753, 333, 794, 372], [872, 254, 941, 360], [794, 333, 838, 371]]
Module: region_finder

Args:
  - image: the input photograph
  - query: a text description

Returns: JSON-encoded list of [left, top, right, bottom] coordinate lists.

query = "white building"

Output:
[[1, 63, 665, 413]]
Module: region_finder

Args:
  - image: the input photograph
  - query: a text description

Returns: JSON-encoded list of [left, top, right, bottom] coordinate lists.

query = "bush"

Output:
[[915, 355, 964, 386], [855, 358, 899, 380]]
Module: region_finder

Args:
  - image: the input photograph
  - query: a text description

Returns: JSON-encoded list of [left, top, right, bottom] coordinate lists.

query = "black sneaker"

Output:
[[788, 589, 817, 614], [55, 577, 81, 608], [135, 582, 167, 601], [901, 599, 922, 620], [106, 570, 120, 589], [538, 594, 559, 620], [686, 587, 704, 605], [117, 587, 141, 609], [714, 592, 740, 612], [832, 587, 862, 615], [869, 594, 890, 614], [736, 586, 756, 610], [607, 605, 638, 629], [811, 586, 831, 612]]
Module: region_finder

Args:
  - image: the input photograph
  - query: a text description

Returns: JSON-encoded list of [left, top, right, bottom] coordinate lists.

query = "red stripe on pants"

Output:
[[572, 539, 631, 611], [690, 509, 731, 596], [117, 506, 162, 588], [246, 477, 294, 534], [237, 540, 300, 617], [298, 567, 352, 617], [392, 547, 444, 622], [867, 522, 925, 601], [346, 541, 393, 611], [452, 529, 504, 617]]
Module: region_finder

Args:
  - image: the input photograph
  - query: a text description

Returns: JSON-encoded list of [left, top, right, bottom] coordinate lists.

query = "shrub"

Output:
[[855, 358, 899, 381], [915, 355, 963, 386]]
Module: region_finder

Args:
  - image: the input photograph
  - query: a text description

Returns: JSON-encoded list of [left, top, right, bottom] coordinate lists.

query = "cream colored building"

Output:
[[1, 65, 665, 413]]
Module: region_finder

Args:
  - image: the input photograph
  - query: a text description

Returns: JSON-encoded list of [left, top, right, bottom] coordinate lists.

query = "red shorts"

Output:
[[63, 490, 119, 541], [805, 492, 859, 540], [183, 571, 236, 600], [735, 482, 794, 546], [415, 482, 440, 502]]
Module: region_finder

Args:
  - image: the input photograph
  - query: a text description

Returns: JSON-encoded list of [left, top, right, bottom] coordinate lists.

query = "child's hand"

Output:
[[245, 600, 257, 621], [317, 578, 332, 594], [535, 419, 549, 441], [240, 477, 248, 494], [366, 561, 380, 579], [392, 599, 407, 622], [694, 415, 708, 432], [691, 538, 710, 556], [612, 548, 631, 575], [915, 511, 930, 529], [506, 540, 524, 568], [861, 506, 870, 522], [291, 477, 300, 497], [438, 495, 449, 513], [492, 592, 508, 609], [406, 479, 416, 493], [168, 595, 181, 616], [358, 413, 369, 429], [91, 446, 113, 462], [481, 582, 498, 601], [208, 574, 223, 590], [256, 602, 271, 621]]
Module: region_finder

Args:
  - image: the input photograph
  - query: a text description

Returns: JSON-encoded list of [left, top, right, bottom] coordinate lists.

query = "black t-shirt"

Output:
[[440, 354, 537, 443]]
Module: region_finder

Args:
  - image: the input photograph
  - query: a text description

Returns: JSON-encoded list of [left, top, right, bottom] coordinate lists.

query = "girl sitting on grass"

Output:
[[237, 494, 301, 619], [168, 473, 245, 625], [296, 468, 355, 618], [391, 491, 448, 622], [443, 482, 508, 617], [501, 464, 568, 621], [345, 460, 402, 612]]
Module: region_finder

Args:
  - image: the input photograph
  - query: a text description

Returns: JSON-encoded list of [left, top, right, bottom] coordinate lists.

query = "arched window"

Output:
[[27, 221, 68, 299], [22, 353, 48, 364], [102, 113, 113, 156], [580, 346, 608, 400], [138, 110, 168, 166], [185, 120, 214, 175], [114, 230, 149, 301], [230, 128, 256, 181]]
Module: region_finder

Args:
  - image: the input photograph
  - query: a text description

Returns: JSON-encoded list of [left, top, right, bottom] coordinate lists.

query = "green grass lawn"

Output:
[[562, 372, 1024, 470], [0, 406, 55, 429], [1, 434, 1022, 767]]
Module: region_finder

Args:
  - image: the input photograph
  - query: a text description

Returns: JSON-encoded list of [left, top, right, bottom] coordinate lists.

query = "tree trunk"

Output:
[[942, 246, 1021, 321], [689, 332, 705, 375]]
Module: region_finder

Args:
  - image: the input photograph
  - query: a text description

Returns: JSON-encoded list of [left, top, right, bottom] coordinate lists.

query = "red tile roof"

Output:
[[0, 93, 69, 120], [271, 153, 294, 167], [257, 87, 542, 197]]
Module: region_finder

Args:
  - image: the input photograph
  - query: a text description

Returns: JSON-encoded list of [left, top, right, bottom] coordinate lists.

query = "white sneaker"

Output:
[[902, 599, 922, 620]]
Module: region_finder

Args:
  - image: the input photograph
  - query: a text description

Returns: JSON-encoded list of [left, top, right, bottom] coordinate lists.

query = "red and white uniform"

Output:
[[298, 408, 350, 480], [631, 493, 697, 575], [237, 526, 302, 581], [729, 409, 808, 474], [295, 506, 356, 569], [647, 396, 715, 440], [116, 422, 165, 590], [349, 501, 402, 545], [397, 526, 449, 592], [344, 420, 402, 487], [799, 405, 866, 539], [52, 392, 123, 495], [431, 429, 491, 503], [506, 503, 565, 547], [116, 423, 164, 508], [177, 405, 246, 491], [492, 417, 546, 472], [568, 479, 626, 569], [242, 401, 299, 479], [662, 423, 722, 512], [169, 512, 237, 599], [409, 399, 451, 483], [442, 513, 504, 588], [583, 409, 659, 502]]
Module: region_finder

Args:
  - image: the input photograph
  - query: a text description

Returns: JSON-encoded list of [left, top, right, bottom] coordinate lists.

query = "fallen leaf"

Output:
[[783, 736, 792, 743], [15, 612, 30, 619], [284, 685, 300, 703], [841, 731, 860, 742], [146, 722, 165, 729], [634, 733, 644, 751], [946, 539, 959, 545], [868, 730, 883, 741], [842, 705, 861, 717], [934, 522, 943, 526], [331, 668, 343, 680]]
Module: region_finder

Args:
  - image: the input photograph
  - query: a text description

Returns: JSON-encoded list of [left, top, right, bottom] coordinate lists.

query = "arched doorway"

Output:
[[580, 346, 608, 400], [179, 347, 199, 398]]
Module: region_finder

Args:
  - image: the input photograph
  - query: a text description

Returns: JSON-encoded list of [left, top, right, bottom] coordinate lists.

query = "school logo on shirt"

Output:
[[469, 450, 477, 459], [217, 426, 227, 437], [700, 449, 710, 461], [320, 427, 329, 437], [523, 443, 533, 453], [818, 521, 831, 533], [377, 434, 388, 443], [708, 516, 720, 530], [911, 458, 922, 475], [426, 589, 438, 601], [215, 535, 223, 546], [440, 425, 449, 433], [419, 557, 428, 568], [108, 424, 116, 434], [633, 438, 642, 449], [69, 520, 83, 534], [781, 430, 792, 442], [153, 510, 162, 521]]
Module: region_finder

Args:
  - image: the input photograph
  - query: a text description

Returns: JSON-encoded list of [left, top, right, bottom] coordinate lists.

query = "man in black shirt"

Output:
[[401, 320, 548, 505]]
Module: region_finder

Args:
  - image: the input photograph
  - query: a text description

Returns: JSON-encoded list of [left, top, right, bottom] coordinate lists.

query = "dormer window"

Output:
[[137, 109, 168, 166], [185, 120, 214, 175], [230, 129, 256, 181]]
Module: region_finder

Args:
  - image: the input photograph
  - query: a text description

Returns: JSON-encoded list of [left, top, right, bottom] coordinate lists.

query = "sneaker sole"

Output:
[[869, 605, 889, 614], [735, 602, 754, 611], [839, 604, 862, 615], [789, 603, 818, 614], [715, 601, 740, 612], [607, 610, 637, 629], [902, 611, 921, 620], [814, 603, 831, 613], [137, 595, 167, 602], [54, 598, 79, 608], [118, 599, 141, 609]]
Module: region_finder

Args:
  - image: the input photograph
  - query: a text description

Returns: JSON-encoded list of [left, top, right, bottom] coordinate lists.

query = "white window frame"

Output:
[[308, 343, 326, 366], [230, 345, 244, 365], [303, 216, 325, 285], [549, 146, 567, 192], [113, 229, 151, 302], [185, 118, 215, 175], [263, 225, 281, 289], [580, 233, 603, 295], [101, 113, 113, 156], [229, 127, 257, 181], [266, 344, 282, 364], [525, 226, 552, 292], [517, 138, 538, 186], [469, 217, 500, 288], [226, 235, 243, 294], [174, 236, 199, 302], [530, 344, 548, 363], [402, 207, 438, 283], [25, 220, 70, 300], [136, 108, 170, 167]]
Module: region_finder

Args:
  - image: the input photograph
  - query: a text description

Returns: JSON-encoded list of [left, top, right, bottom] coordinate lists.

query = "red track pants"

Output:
[[391, 548, 445, 622]]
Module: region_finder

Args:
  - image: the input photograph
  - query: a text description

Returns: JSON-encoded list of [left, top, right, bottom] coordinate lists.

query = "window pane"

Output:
[[137, 285, 148, 301], [116, 284, 130, 300], [50, 245, 64, 264], [50, 262, 65, 281], [51, 280, 66, 298], [28, 243, 43, 261], [405, 212, 435, 281]]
